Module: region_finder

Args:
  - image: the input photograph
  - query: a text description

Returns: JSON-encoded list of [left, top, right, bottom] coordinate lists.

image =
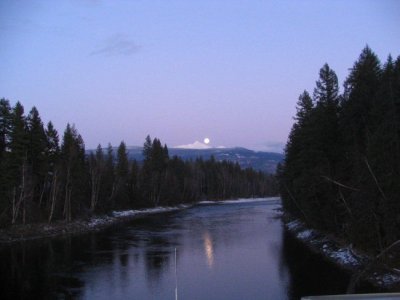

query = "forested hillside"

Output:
[[0, 101, 277, 227], [279, 46, 400, 254], [101, 146, 283, 174]]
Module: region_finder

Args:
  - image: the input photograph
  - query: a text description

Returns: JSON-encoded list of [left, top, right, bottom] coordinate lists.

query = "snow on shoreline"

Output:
[[88, 198, 281, 230], [1, 198, 279, 243], [91, 198, 280, 228], [286, 219, 365, 267], [198, 197, 280, 205], [285, 218, 400, 288], [112, 205, 190, 218], [88, 205, 191, 228]]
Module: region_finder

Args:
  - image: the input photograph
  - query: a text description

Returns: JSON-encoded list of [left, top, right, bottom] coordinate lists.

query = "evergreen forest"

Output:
[[279, 46, 400, 254], [0, 100, 277, 227]]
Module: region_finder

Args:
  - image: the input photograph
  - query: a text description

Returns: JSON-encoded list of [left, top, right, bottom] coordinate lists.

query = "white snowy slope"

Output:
[[174, 141, 212, 149]]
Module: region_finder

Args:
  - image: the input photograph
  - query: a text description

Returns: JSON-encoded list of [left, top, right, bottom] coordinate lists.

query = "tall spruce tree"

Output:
[[281, 91, 315, 223], [9, 102, 28, 181], [0, 99, 12, 224], [312, 64, 342, 232], [141, 137, 169, 206], [128, 159, 139, 207], [9, 102, 30, 224], [0, 98, 12, 157], [339, 47, 383, 250], [364, 55, 400, 249], [26, 107, 46, 175], [45, 121, 60, 222], [342, 46, 381, 154], [115, 141, 129, 208], [89, 144, 104, 212], [45, 121, 60, 166], [26, 107, 47, 211], [103, 143, 116, 210], [61, 124, 86, 221]]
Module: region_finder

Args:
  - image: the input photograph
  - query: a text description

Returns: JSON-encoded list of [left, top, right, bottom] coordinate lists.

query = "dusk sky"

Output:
[[1, 0, 399, 152]]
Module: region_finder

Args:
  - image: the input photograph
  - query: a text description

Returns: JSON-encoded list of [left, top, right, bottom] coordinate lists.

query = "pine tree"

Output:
[[9, 102, 28, 179], [128, 160, 139, 207], [26, 107, 47, 212], [143, 135, 152, 162], [103, 143, 116, 210], [0, 98, 12, 157], [61, 124, 86, 222], [312, 64, 342, 231], [89, 144, 104, 212], [0, 99, 12, 224], [280, 91, 315, 221], [364, 55, 400, 248], [114, 141, 129, 208], [314, 64, 339, 105], [281, 64, 343, 231], [45, 121, 60, 222], [45, 121, 60, 166], [141, 136, 153, 206], [26, 107, 47, 176], [140, 137, 170, 206], [116, 141, 129, 179], [9, 102, 29, 224], [339, 47, 383, 249], [341, 46, 381, 154]]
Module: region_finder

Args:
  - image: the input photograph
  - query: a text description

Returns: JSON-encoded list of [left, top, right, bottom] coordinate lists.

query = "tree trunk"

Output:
[[12, 161, 26, 225], [48, 170, 58, 223], [63, 166, 72, 222]]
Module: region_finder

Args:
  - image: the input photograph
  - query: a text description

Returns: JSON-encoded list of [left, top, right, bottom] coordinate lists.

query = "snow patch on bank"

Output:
[[374, 272, 400, 286], [199, 197, 280, 205], [88, 217, 113, 228], [297, 229, 314, 240], [88, 205, 190, 228], [112, 205, 190, 218], [285, 219, 364, 268], [329, 248, 360, 266]]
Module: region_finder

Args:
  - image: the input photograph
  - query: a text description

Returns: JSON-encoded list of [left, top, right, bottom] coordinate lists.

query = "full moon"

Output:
[[204, 138, 210, 144]]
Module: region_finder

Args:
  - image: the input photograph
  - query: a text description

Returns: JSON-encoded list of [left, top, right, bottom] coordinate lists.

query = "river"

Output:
[[0, 198, 379, 299]]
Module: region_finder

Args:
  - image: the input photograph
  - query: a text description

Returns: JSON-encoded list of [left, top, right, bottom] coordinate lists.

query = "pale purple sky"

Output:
[[1, 0, 399, 152]]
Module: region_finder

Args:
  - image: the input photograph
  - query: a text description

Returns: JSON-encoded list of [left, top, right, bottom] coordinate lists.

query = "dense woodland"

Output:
[[0, 102, 276, 227], [279, 47, 400, 254]]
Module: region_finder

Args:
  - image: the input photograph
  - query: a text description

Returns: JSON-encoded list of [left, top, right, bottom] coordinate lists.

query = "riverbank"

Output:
[[0, 205, 191, 244], [0, 197, 278, 244], [283, 215, 400, 291]]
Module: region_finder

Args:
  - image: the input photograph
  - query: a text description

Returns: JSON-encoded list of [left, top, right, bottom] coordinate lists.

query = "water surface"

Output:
[[1, 198, 379, 299]]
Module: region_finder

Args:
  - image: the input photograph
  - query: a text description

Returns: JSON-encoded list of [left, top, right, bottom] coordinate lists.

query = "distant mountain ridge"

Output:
[[94, 146, 284, 174]]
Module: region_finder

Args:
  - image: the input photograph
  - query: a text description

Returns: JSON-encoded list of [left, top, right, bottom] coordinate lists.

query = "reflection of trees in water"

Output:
[[0, 213, 185, 299], [280, 228, 350, 299], [0, 237, 85, 299], [0, 229, 138, 299], [133, 213, 181, 286], [144, 236, 173, 286], [119, 253, 129, 266]]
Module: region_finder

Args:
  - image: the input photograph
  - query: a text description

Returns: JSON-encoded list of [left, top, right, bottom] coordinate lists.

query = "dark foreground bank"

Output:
[[283, 214, 400, 292]]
